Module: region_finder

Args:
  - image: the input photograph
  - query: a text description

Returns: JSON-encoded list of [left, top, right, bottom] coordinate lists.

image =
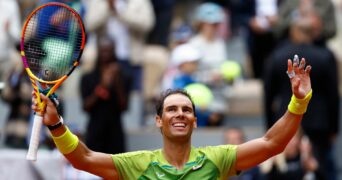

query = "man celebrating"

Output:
[[32, 58, 312, 179]]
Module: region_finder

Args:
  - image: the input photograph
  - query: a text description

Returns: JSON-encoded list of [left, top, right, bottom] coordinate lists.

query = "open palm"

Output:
[[287, 58, 312, 99]]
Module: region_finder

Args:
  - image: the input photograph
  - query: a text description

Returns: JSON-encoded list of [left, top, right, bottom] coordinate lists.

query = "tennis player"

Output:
[[32, 58, 312, 179]]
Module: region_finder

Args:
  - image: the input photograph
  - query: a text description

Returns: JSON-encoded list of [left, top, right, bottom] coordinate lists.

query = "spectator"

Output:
[[85, 0, 155, 126], [189, 2, 228, 78], [274, 0, 336, 47], [221, 0, 255, 37], [0, 0, 21, 81], [162, 43, 200, 91], [264, 8, 339, 180], [188, 2, 235, 118], [80, 37, 130, 154], [204, 0, 278, 79], [1, 61, 31, 148], [146, 0, 175, 47], [162, 43, 223, 127], [86, 0, 155, 90], [224, 127, 246, 145], [259, 129, 318, 180], [224, 127, 263, 180], [246, 0, 278, 79]]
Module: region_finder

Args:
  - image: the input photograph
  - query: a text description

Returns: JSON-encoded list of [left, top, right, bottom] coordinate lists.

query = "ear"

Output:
[[155, 115, 162, 128], [193, 117, 197, 129]]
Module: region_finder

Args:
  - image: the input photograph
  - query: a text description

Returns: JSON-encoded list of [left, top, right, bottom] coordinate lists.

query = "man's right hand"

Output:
[[31, 92, 60, 126]]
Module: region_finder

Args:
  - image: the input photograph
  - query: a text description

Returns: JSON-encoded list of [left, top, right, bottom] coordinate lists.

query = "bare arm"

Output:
[[235, 58, 312, 171], [32, 94, 120, 179], [236, 111, 302, 170]]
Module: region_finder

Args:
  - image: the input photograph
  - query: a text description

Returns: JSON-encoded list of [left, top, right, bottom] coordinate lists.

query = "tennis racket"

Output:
[[21, 2, 86, 161]]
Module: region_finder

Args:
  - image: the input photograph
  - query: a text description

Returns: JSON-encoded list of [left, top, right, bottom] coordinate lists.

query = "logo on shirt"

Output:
[[192, 164, 202, 170], [156, 172, 165, 178]]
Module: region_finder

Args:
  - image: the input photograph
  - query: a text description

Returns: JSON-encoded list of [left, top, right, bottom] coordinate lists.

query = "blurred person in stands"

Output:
[[204, 0, 278, 79], [208, 0, 253, 38], [1, 60, 31, 148], [85, 0, 155, 126], [264, 7, 339, 180], [162, 43, 223, 127], [146, 0, 175, 47], [188, 2, 239, 120], [260, 129, 318, 180], [85, 0, 155, 91], [246, 0, 278, 79], [224, 127, 263, 180], [189, 2, 228, 81], [0, 0, 21, 81], [162, 43, 200, 91], [274, 0, 336, 47], [223, 127, 245, 147], [80, 37, 130, 154]]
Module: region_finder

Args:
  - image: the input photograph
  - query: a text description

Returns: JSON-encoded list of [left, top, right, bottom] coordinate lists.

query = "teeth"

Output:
[[173, 123, 185, 127]]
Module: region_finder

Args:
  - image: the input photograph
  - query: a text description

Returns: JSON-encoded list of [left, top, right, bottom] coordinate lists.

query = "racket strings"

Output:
[[23, 4, 83, 81]]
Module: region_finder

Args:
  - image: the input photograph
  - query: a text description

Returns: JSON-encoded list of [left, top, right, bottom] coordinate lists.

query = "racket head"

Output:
[[20, 2, 86, 84]]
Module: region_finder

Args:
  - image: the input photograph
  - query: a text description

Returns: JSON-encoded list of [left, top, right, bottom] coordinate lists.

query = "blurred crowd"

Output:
[[0, 0, 342, 179]]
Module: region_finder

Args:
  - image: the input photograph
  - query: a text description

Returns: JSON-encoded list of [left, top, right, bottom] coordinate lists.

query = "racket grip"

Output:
[[26, 114, 43, 161]]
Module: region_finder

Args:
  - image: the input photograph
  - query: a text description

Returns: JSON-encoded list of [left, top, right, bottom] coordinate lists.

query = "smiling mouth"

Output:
[[172, 122, 186, 128]]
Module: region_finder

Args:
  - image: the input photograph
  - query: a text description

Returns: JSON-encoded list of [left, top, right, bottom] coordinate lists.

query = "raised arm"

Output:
[[32, 94, 119, 179], [235, 57, 312, 171]]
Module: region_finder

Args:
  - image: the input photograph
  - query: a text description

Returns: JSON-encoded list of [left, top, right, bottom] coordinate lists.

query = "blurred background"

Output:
[[0, 0, 342, 179]]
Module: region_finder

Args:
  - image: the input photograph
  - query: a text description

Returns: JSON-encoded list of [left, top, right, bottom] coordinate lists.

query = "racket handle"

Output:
[[26, 114, 43, 161]]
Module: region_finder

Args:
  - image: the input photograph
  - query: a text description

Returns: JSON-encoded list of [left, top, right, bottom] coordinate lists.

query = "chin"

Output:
[[171, 130, 193, 138]]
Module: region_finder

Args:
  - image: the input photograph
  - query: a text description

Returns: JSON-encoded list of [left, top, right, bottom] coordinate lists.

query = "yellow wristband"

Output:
[[52, 127, 79, 154], [288, 89, 313, 115]]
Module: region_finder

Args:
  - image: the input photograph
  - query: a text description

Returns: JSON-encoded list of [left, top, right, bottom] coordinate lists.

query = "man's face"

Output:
[[156, 94, 197, 141]]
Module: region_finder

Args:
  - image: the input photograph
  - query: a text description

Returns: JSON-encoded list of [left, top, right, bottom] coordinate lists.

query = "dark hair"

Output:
[[155, 89, 196, 117]]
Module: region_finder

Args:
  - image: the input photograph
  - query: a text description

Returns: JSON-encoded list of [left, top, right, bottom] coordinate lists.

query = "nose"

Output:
[[175, 109, 185, 117]]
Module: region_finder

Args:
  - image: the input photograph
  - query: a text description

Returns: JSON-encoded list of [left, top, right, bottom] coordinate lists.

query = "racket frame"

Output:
[[20, 2, 86, 161]]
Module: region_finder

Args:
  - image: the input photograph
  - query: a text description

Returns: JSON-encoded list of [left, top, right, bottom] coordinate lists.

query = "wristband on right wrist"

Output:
[[288, 89, 313, 115]]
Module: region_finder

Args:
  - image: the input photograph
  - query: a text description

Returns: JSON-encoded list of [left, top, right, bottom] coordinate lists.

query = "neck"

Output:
[[291, 36, 311, 44], [290, 30, 313, 44], [162, 139, 192, 170]]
